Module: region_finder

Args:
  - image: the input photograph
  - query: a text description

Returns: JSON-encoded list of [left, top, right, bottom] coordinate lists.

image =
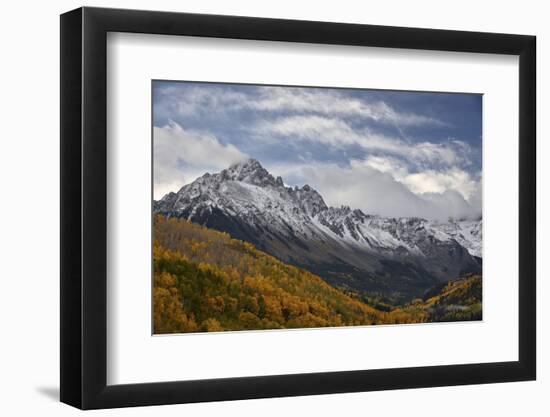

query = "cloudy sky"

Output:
[[153, 81, 482, 220]]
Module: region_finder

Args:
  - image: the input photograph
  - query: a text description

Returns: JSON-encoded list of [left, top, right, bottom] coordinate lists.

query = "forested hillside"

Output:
[[153, 216, 481, 333], [422, 275, 482, 322]]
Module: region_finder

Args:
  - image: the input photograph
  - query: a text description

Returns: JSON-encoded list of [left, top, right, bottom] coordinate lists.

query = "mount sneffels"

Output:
[[154, 159, 482, 300]]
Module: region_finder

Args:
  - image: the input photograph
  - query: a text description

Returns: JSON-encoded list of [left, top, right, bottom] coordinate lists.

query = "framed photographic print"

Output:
[[60, 7, 536, 409]]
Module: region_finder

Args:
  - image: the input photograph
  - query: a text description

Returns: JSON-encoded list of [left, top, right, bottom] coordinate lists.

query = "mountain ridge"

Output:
[[154, 158, 482, 300]]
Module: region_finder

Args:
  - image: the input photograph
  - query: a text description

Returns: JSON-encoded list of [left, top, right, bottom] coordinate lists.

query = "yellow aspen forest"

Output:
[[153, 215, 481, 333]]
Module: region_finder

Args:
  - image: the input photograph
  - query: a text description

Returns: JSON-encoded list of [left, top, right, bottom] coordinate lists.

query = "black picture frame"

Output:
[[60, 6, 536, 410]]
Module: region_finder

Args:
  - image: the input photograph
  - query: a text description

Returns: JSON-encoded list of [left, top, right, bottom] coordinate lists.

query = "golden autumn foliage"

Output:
[[152, 215, 480, 333], [422, 274, 482, 321]]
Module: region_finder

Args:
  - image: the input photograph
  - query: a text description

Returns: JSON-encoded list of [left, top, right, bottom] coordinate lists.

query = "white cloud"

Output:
[[268, 159, 481, 221], [403, 169, 478, 199], [153, 122, 247, 199], [248, 87, 445, 127], [363, 155, 479, 201], [257, 115, 361, 147], [157, 85, 446, 128], [256, 115, 469, 168]]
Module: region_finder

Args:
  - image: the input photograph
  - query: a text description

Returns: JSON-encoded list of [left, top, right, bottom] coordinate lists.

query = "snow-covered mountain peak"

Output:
[[156, 160, 482, 258], [289, 183, 328, 217], [221, 158, 278, 188], [427, 219, 482, 257]]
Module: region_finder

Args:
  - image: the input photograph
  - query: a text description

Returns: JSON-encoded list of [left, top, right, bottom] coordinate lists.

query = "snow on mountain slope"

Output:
[[154, 159, 482, 299], [427, 220, 482, 258]]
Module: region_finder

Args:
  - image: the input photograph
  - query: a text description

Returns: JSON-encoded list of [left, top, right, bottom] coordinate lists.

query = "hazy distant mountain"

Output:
[[154, 159, 482, 300]]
